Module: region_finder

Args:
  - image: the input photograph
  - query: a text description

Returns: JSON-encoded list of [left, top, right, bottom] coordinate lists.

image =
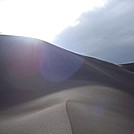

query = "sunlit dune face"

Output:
[[0, 0, 107, 42]]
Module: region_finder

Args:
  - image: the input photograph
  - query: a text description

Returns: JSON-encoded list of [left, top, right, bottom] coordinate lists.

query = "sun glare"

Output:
[[0, 0, 106, 42]]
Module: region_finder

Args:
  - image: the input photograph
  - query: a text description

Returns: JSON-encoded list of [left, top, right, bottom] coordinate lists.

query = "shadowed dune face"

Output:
[[0, 35, 134, 134], [119, 63, 134, 72], [0, 35, 83, 81], [41, 44, 83, 81]]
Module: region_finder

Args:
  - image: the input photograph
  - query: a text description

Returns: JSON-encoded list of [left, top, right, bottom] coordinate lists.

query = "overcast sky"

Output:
[[53, 0, 134, 64]]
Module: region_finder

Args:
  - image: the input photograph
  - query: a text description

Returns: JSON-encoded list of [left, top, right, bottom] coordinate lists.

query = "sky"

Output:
[[0, 0, 106, 41], [0, 0, 134, 64], [53, 0, 134, 64]]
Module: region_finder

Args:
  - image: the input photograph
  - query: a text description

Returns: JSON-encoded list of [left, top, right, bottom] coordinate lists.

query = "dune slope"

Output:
[[119, 63, 134, 72]]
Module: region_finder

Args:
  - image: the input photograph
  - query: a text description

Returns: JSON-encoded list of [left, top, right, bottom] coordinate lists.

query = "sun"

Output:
[[0, 0, 106, 42]]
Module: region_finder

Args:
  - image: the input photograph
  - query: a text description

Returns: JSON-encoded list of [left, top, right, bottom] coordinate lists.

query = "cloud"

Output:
[[53, 0, 134, 63]]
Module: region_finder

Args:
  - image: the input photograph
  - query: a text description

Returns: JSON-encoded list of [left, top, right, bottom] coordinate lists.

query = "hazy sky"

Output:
[[0, 0, 106, 41], [53, 0, 134, 64], [0, 0, 134, 64]]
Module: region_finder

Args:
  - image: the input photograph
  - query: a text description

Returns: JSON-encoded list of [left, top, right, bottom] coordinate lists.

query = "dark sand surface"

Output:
[[119, 63, 134, 72], [0, 35, 134, 134]]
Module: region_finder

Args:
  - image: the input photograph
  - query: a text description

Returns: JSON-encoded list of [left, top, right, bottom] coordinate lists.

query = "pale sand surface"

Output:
[[0, 35, 134, 134]]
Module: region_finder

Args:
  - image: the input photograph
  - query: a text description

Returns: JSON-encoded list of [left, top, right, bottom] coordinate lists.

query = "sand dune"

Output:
[[119, 63, 134, 72], [0, 35, 134, 134]]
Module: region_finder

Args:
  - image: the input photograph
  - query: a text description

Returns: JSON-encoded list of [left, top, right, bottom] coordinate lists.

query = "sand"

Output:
[[119, 63, 134, 72], [0, 35, 134, 134]]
